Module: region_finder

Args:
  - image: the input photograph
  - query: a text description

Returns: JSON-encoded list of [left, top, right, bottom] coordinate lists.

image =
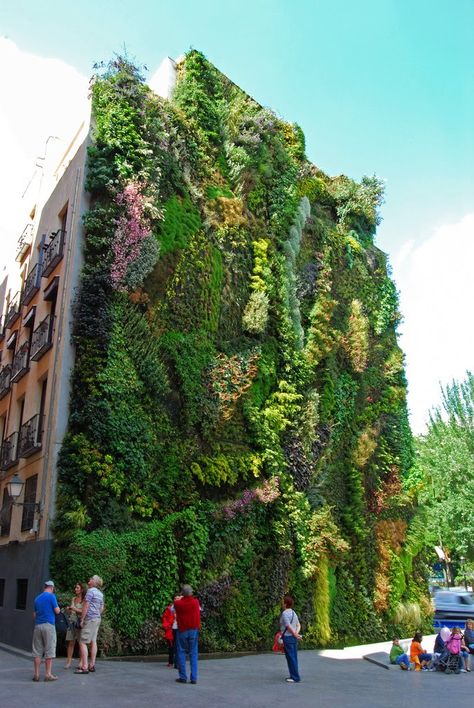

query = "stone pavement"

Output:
[[0, 637, 472, 708]]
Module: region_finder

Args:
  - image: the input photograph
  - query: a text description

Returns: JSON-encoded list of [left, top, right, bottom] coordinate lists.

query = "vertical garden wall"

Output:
[[51, 51, 431, 652]]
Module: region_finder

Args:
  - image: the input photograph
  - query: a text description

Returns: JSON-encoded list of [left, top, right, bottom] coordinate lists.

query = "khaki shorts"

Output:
[[80, 618, 101, 644], [66, 625, 81, 642], [32, 623, 57, 659]]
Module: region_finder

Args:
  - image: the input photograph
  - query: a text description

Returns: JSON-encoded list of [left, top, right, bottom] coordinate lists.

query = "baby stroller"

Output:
[[438, 649, 461, 674], [440, 632, 463, 674]]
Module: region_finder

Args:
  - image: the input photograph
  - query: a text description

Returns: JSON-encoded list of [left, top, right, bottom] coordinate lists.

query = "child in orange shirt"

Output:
[[410, 632, 432, 670]]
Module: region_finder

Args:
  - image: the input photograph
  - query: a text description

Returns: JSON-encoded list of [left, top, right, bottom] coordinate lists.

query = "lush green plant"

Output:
[[52, 49, 423, 653]]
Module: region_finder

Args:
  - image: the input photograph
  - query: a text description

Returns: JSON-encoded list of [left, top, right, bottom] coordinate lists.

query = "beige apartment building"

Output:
[[0, 57, 176, 649], [0, 122, 90, 648]]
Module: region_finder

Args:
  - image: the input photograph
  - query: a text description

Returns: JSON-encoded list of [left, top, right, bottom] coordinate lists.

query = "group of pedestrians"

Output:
[[31, 577, 474, 687], [33, 580, 301, 685], [163, 588, 303, 685], [31, 575, 104, 682], [390, 622, 474, 673]]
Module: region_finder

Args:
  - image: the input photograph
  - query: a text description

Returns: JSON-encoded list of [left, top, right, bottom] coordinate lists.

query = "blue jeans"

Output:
[[177, 629, 199, 682], [395, 653, 409, 668], [283, 635, 301, 681]]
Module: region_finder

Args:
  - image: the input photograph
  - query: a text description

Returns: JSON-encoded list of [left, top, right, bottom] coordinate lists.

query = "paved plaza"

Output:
[[1, 638, 473, 708]]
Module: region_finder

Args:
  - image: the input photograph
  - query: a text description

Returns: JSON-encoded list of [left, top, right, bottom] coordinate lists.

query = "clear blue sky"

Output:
[[1, 0, 473, 429], [1, 0, 472, 253]]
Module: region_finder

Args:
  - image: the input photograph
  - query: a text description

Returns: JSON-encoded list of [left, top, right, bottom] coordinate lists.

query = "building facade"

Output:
[[0, 57, 175, 650], [0, 123, 90, 649]]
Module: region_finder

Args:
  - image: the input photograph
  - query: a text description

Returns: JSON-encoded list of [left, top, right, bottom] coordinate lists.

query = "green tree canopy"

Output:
[[411, 372, 474, 559]]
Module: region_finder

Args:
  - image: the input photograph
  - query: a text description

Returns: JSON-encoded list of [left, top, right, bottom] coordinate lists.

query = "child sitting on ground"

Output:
[[410, 632, 432, 671], [390, 638, 410, 670]]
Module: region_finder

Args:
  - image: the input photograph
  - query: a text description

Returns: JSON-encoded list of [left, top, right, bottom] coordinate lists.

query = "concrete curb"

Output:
[[0, 641, 32, 660], [363, 654, 390, 669]]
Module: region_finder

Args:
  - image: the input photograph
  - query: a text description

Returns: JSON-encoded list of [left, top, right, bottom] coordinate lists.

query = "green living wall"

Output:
[[51, 52, 431, 652]]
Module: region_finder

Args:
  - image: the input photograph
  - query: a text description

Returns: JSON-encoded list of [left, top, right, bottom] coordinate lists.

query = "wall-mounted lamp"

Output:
[[7, 474, 42, 513]]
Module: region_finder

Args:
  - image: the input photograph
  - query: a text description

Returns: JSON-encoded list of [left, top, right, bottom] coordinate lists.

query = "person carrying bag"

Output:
[[279, 595, 302, 683]]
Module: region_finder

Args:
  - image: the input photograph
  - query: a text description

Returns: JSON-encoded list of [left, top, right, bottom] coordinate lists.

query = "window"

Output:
[[18, 397, 25, 432], [21, 474, 37, 532], [0, 488, 11, 537], [0, 578, 5, 607], [437, 593, 454, 603], [38, 378, 48, 445], [16, 578, 28, 610], [59, 203, 68, 233]]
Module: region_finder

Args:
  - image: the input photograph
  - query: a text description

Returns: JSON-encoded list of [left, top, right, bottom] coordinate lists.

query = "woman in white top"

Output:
[[279, 595, 302, 683]]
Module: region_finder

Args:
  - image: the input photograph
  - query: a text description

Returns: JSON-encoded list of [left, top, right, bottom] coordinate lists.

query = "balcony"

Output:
[[19, 414, 43, 458], [21, 263, 42, 307], [30, 315, 54, 361], [11, 341, 29, 383], [0, 365, 11, 399], [42, 229, 66, 278], [0, 432, 19, 471], [5, 293, 21, 329], [16, 223, 34, 262]]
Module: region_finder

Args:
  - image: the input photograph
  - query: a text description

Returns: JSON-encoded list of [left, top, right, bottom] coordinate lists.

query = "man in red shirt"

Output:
[[174, 584, 201, 684]]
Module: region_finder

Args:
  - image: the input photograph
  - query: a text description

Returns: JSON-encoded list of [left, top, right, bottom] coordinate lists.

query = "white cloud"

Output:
[[0, 38, 89, 268], [392, 213, 474, 434]]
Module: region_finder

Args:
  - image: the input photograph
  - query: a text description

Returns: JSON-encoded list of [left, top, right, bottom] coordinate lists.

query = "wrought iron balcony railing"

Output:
[[0, 432, 19, 471], [11, 341, 29, 383], [19, 414, 43, 458], [5, 293, 21, 329], [16, 223, 34, 261], [30, 315, 54, 361], [0, 365, 11, 400], [21, 262, 42, 306], [42, 229, 66, 278]]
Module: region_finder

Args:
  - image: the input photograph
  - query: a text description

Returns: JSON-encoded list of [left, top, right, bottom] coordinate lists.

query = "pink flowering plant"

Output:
[[222, 477, 280, 519], [110, 181, 162, 291]]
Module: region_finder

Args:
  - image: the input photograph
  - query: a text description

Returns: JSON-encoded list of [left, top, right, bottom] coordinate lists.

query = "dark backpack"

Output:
[[55, 611, 70, 634]]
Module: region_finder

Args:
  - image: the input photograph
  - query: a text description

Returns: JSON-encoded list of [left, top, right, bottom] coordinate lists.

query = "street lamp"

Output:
[[7, 474, 24, 499], [6, 474, 41, 512]]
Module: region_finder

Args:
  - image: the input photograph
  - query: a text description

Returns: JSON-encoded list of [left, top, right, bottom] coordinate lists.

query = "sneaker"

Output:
[[400, 664, 408, 670], [190, 680, 197, 684], [285, 678, 295, 683], [421, 667, 429, 671], [176, 678, 187, 684], [460, 669, 466, 673]]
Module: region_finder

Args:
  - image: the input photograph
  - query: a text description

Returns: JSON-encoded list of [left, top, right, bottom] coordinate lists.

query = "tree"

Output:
[[412, 372, 474, 562]]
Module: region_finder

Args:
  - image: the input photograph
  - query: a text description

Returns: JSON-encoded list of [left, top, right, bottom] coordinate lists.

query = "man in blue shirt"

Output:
[[32, 580, 60, 681]]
